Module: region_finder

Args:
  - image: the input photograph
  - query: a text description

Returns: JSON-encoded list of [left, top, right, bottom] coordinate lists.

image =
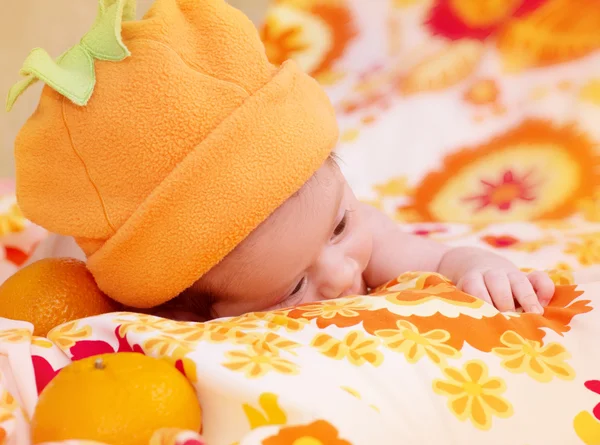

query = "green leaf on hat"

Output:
[[6, 0, 136, 111]]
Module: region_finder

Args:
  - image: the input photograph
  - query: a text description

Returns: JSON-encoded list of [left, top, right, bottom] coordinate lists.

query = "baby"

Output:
[[165, 155, 554, 321], [9, 0, 553, 322]]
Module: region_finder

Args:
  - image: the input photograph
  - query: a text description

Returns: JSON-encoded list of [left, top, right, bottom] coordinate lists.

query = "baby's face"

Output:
[[194, 158, 373, 318]]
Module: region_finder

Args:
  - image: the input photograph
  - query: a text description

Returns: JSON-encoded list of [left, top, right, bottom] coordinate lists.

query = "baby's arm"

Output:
[[362, 204, 554, 313]]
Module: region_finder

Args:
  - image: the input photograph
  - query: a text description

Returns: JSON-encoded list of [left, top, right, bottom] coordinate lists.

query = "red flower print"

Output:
[[413, 226, 448, 237], [180, 440, 205, 445], [31, 355, 61, 394], [4, 246, 29, 266], [585, 380, 600, 420], [425, 0, 547, 41], [69, 326, 144, 361], [463, 169, 537, 212], [482, 235, 520, 248]]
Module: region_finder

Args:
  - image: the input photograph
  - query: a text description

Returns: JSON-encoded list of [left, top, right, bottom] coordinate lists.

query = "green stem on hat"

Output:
[[6, 0, 136, 112]]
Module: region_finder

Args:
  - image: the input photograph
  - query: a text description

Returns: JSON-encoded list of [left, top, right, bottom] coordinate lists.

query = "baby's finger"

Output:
[[458, 272, 493, 306], [528, 271, 555, 306], [483, 270, 514, 312], [508, 272, 543, 314]]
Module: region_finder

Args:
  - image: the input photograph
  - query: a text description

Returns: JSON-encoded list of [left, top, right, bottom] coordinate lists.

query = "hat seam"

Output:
[[133, 38, 254, 97], [60, 97, 117, 234]]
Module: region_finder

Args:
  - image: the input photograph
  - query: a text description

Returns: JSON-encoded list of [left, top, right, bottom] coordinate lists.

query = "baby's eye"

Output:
[[290, 277, 306, 296], [332, 211, 348, 238]]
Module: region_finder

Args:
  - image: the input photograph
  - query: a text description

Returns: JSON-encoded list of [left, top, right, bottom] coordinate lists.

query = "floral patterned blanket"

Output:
[[2, 272, 600, 444], [1, 0, 600, 443]]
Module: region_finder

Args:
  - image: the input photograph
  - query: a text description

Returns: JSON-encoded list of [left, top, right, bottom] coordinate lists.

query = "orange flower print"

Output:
[[481, 234, 520, 248], [463, 170, 537, 212], [497, 0, 600, 71], [260, 1, 356, 78], [433, 360, 513, 430], [263, 420, 352, 445], [411, 119, 598, 223], [426, 0, 600, 71], [464, 79, 500, 105]]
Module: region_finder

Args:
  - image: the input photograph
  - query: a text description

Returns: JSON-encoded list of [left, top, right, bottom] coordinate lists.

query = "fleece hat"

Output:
[[8, 0, 338, 308]]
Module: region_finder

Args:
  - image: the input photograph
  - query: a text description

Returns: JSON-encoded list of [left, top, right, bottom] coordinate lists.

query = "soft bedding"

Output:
[[1, 0, 600, 443], [2, 272, 600, 444]]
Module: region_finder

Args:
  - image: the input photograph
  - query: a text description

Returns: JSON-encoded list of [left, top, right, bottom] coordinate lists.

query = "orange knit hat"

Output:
[[8, 0, 338, 308]]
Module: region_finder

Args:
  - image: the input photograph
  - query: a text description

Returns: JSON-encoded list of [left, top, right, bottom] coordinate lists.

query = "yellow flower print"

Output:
[[115, 314, 179, 337], [222, 346, 299, 378], [246, 312, 308, 333], [242, 393, 287, 430], [0, 390, 17, 414], [375, 320, 460, 366], [393, 0, 433, 7], [574, 411, 600, 445], [340, 386, 380, 412], [464, 79, 500, 105], [374, 177, 413, 198], [565, 234, 600, 266], [0, 328, 31, 343], [245, 332, 301, 356], [143, 335, 192, 357], [159, 315, 264, 345], [161, 323, 239, 344], [0, 389, 17, 426], [340, 128, 360, 143], [204, 315, 263, 336], [512, 236, 556, 253], [0, 203, 25, 236], [311, 331, 383, 367], [492, 331, 575, 382], [299, 298, 371, 319], [31, 337, 54, 348], [47, 321, 92, 350], [580, 79, 600, 106], [578, 190, 600, 222], [433, 360, 513, 430]]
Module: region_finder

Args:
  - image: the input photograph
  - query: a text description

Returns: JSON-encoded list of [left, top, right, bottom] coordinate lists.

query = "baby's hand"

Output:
[[437, 247, 555, 313], [456, 268, 554, 313]]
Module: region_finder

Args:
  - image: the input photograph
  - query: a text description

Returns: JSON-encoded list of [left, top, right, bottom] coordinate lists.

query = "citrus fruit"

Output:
[[31, 352, 202, 445], [0, 258, 120, 336]]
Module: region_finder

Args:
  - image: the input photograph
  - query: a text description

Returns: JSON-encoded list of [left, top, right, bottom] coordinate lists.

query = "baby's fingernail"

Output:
[[529, 305, 544, 314]]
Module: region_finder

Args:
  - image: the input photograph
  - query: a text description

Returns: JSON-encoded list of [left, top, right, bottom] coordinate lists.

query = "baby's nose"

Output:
[[317, 251, 358, 300]]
